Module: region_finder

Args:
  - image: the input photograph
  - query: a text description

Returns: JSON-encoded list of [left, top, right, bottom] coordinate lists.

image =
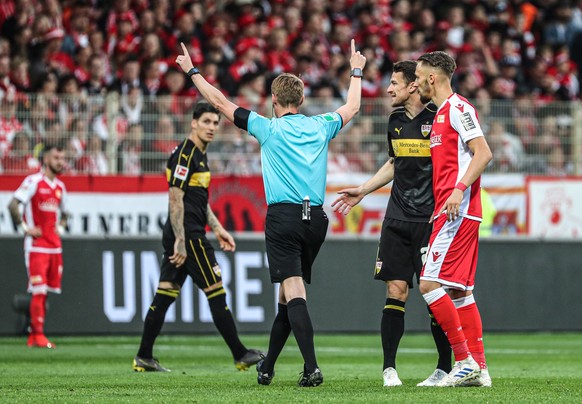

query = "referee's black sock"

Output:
[[137, 289, 178, 358], [206, 288, 247, 360], [262, 303, 291, 373], [428, 306, 453, 372], [381, 298, 405, 370], [287, 297, 318, 373]]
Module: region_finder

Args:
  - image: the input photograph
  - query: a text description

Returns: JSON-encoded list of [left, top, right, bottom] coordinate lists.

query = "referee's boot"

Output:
[[298, 365, 323, 387]]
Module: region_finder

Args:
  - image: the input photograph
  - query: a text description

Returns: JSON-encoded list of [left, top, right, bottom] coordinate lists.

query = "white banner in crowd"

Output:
[[527, 177, 582, 238]]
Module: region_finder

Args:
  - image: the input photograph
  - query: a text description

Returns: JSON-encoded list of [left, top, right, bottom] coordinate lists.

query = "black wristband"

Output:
[[350, 68, 363, 78], [187, 67, 200, 77]]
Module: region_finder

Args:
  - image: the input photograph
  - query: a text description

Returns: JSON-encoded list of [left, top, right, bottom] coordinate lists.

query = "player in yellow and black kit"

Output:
[[332, 61, 452, 387], [133, 102, 262, 372]]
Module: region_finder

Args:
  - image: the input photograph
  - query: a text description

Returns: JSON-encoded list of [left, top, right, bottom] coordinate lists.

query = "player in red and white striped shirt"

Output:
[[8, 145, 69, 349], [415, 51, 493, 387]]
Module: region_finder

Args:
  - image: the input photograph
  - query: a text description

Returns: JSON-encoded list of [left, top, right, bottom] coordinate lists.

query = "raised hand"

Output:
[[350, 39, 366, 70], [175, 42, 194, 74]]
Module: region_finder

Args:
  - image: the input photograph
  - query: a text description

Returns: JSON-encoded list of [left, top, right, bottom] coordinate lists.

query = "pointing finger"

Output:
[[180, 42, 189, 55], [351, 39, 355, 54]]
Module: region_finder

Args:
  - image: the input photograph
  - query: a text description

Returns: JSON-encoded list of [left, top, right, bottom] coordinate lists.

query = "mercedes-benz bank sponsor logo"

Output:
[[101, 250, 275, 324]]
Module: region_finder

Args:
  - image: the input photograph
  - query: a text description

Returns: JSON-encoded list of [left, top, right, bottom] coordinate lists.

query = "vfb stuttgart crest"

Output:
[[421, 124, 432, 137]]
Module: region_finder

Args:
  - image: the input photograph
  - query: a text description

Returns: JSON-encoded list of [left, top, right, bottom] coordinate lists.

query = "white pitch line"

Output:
[[94, 344, 564, 355]]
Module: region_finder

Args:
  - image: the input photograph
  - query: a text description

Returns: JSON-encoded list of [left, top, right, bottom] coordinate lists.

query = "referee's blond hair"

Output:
[[271, 73, 304, 107]]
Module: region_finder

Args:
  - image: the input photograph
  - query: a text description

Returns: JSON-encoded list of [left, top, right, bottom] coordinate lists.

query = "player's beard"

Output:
[[47, 163, 63, 175], [419, 92, 432, 104]]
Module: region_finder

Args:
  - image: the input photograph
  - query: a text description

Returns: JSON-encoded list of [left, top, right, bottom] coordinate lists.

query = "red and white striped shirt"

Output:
[[429, 93, 484, 221]]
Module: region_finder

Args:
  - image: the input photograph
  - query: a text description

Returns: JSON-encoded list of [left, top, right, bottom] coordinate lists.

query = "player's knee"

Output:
[[158, 281, 180, 291], [387, 281, 409, 301]]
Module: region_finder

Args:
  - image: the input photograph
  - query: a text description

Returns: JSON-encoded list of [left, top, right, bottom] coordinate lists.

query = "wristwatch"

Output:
[[187, 67, 200, 77], [350, 68, 363, 78]]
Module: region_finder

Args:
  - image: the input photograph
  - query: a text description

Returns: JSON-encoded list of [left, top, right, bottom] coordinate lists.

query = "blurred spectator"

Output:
[[118, 122, 142, 175], [58, 74, 86, 130], [1, 131, 38, 173], [9, 56, 30, 92], [120, 84, 143, 125], [83, 53, 107, 95], [487, 120, 525, 172], [0, 93, 23, 158], [143, 115, 176, 174], [545, 145, 572, 176], [109, 56, 141, 95], [75, 134, 108, 174]]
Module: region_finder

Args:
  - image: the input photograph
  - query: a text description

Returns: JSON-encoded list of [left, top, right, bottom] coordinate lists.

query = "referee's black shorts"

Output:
[[374, 218, 432, 287], [265, 203, 328, 284], [160, 229, 222, 290]]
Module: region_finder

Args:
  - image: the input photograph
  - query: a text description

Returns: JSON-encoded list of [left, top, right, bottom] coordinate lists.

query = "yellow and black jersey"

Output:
[[165, 138, 210, 234], [386, 104, 436, 222]]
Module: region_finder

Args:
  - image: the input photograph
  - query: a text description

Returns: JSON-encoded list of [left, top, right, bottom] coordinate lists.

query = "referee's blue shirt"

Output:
[[247, 110, 343, 206]]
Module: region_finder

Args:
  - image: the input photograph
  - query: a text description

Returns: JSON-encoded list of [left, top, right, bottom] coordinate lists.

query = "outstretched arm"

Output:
[[176, 43, 239, 122], [335, 39, 367, 128], [331, 158, 395, 215], [207, 203, 236, 252]]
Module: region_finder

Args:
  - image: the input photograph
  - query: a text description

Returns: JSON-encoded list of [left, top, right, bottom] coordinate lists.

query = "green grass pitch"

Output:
[[1, 333, 582, 403]]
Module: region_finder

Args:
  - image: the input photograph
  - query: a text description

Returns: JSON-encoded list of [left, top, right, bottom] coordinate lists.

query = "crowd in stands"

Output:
[[0, 0, 581, 176]]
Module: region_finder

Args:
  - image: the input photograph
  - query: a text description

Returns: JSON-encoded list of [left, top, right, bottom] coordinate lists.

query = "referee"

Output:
[[332, 61, 452, 387], [176, 39, 366, 387]]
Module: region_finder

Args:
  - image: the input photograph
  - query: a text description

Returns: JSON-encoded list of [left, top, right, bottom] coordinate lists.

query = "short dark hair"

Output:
[[392, 60, 417, 84], [192, 102, 220, 120], [417, 51, 457, 78], [40, 144, 63, 163]]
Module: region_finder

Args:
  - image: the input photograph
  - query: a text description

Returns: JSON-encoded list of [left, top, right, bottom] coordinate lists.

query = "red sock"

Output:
[[30, 294, 47, 335], [428, 294, 469, 361], [457, 302, 487, 369]]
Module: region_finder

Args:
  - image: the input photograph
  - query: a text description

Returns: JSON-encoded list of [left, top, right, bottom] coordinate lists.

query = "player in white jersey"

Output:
[[415, 51, 493, 387]]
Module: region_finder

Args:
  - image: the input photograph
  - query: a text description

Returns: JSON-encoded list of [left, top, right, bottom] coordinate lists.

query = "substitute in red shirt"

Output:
[[8, 145, 69, 349]]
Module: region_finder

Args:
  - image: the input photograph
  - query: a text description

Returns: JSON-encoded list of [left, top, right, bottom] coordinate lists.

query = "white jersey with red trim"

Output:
[[13, 171, 67, 253], [429, 93, 484, 220]]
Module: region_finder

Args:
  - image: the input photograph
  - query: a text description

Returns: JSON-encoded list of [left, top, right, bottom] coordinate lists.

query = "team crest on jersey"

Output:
[[322, 113, 338, 122], [174, 165, 189, 180], [56, 189, 61, 198], [437, 115, 445, 123], [212, 264, 222, 276], [421, 124, 432, 137]]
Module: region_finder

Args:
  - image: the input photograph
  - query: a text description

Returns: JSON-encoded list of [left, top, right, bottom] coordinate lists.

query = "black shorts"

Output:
[[265, 203, 328, 284], [374, 218, 432, 287], [161, 230, 221, 290]]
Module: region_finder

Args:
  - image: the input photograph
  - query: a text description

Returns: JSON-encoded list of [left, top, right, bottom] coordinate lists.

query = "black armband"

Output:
[[233, 107, 251, 131]]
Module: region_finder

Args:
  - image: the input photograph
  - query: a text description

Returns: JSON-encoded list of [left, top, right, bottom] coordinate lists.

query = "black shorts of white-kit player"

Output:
[[374, 218, 432, 287], [265, 203, 329, 284]]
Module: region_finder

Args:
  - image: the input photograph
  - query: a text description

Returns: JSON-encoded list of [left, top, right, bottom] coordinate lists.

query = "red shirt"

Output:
[[430, 93, 484, 221], [13, 172, 67, 252]]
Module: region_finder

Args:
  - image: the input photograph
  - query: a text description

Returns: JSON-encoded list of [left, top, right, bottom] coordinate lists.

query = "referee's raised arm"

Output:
[[335, 39, 367, 128], [176, 42, 239, 122]]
